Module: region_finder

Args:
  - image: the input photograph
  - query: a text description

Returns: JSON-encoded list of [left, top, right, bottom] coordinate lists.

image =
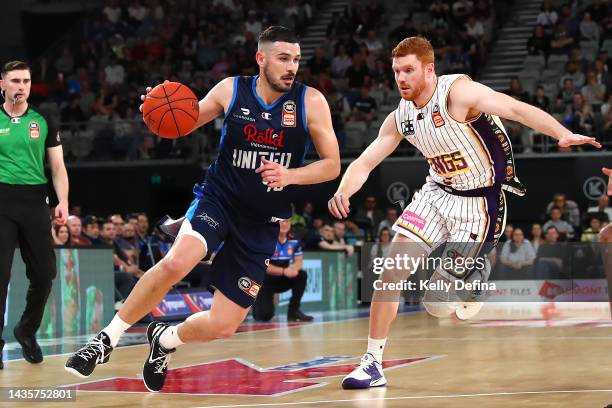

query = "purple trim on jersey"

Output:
[[468, 115, 506, 185], [483, 185, 502, 242]]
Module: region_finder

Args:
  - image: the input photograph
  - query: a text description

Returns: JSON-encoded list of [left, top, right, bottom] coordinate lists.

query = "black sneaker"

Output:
[[143, 322, 175, 392], [13, 325, 43, 364], [64, 331, 113, 378], [287, 310, 314, 322]]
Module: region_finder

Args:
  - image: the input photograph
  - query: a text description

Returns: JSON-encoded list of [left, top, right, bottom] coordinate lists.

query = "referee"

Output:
[[0, 61, 68, 368]]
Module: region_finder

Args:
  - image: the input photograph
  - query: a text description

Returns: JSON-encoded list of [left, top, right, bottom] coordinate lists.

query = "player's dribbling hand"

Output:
[[284, 266, 299, 278], [558, 134, 601, 148], [328, 193, 350, 219], [139, 80, 169, 113], [603, 167, 612, 195], [256, 158, 291, 188]]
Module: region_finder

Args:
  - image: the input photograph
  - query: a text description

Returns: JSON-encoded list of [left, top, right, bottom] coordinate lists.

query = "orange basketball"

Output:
[[142, 82, 199, 139]]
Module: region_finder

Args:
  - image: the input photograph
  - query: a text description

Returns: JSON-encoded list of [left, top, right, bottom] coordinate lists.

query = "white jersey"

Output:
[[394, 74, 524, 194]]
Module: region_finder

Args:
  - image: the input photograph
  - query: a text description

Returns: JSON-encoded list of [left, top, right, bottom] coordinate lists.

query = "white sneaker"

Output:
[[455, 257, 491, 320], [341, 353, 387, 389]]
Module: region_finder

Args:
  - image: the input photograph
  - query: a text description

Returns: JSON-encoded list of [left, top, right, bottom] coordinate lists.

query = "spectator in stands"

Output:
[[560, 62, 585, 91], [331, 44, 352, 78], [244, 10, 262, 37], [547, 193, 581, 228], [52, 224, 70, 246], [581, 217, 602, 242], [499, 227, 536, 277], [549, 24, 575, 56], [585, 0, 610, 26], [501, 223, 514, 243], [136, 213, 150, 247], [307, 47, 330, 76], [110, 214, 125, 238], [572, 102, 595, 136], [535, 226, 567, 278], [345, 53, 370, 90], [371, 227, 392, 259], [82, 215, 102, 245], [389, 17, 418, 44], [354, 195, 384, 240], [67, 215, 91, 246], [446, 42, 471, 74], [252, 220, 313, 322], [531, 223, 544, 252], [594, 59, 612, 93], [318, 223, 354, 255], [587, 194, 612, 220], [554, 78, 575, 115], [333, 220, 357, 246], [543, 207, 575, 240], [569, 47, 590, 75], [579, 12, 600, 43], [465, 16, 484, 42], [327, 88, 351, 147], [55, 47, 75, 76], [536, 1, 558, 29], [531, 85, 551, 113], [364, 30, 384, 57], [100, 219, 141, 301], [377, 207, 398, 238], [581, 71, 606, 106], [351, 85, 377, 125], [527, 25, 550, 56], [301, 201, 314, 228], [430, 0, 451, 30]]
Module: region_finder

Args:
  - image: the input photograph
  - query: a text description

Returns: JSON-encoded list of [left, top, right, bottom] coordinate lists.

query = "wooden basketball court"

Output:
[[1, 304, 611, 407]]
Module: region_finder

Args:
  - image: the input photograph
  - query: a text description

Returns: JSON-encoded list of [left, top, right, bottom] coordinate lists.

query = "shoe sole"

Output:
[[64, 365, 90, 379], [14, 332, 43, 364], [143, 323, 166, 393]]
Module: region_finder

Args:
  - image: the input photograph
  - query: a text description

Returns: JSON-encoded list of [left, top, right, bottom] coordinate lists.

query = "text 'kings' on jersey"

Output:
[[394, 74, 525, 196]]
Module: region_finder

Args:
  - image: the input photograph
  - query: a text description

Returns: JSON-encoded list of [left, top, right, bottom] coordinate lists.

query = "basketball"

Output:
[[142, 82, 199, 139]]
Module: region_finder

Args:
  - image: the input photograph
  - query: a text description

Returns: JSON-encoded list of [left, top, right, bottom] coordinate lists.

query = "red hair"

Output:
[[391, 36, 434, 65]]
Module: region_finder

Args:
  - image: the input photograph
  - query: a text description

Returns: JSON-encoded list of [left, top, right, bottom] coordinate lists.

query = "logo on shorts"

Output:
[[196, 212, 219, 230], [398, 210, 426, 230], [264, 258, 270, 267], [238, 276, 260, 298], [29, 121, 40, 139], [282, 100, 296, 127]]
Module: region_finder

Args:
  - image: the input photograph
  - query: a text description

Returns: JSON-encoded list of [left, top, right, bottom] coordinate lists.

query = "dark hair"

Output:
[[1, 61, 30, 78], [82, 215, 98, 227], [258, 26, 299, 46], [550, 206, 562, 212]]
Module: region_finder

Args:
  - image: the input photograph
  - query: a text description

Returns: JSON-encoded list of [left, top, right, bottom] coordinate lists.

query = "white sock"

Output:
[[159, 324, 185, 350], [102, 315, 131, 348], [367, 337, 387, 363]]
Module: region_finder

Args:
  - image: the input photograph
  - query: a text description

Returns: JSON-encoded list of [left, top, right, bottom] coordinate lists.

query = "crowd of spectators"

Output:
[[495, 190, 609, 279], [510, 0, 612, 152], [29, 0, 504, 161], [54, 185, 610, 306]]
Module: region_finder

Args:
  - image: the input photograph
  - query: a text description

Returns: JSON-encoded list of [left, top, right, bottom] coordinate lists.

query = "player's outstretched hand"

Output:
[[139, 80, 169, 113], [256, 158, 291, 188], [603, 167, 612, 195], [328, 193, 350, 219], [558, 134, 601, 148]]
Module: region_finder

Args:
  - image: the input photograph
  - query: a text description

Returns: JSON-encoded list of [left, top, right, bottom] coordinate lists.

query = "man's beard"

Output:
[[263, 66, 293, 92]]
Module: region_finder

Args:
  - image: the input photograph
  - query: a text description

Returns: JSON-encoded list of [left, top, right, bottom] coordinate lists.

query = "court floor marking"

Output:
[[196, 389, 612, 408]]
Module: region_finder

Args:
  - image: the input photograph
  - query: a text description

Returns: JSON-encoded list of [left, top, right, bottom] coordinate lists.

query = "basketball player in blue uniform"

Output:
[[328, 36, 600, 389], [66, 26, 340, 392]]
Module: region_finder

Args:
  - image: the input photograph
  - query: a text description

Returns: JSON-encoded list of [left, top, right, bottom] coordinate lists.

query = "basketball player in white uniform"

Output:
[[600, 168, 612, 318], [329, 37, 601, 389]]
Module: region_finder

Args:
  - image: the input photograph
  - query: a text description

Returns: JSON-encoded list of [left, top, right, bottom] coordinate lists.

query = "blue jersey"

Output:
[[198, 75, 310, 222], [270, 238, 303, 268]]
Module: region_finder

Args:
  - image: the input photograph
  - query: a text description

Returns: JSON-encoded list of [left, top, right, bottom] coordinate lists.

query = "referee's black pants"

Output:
[[0, 184, 57, 340], [252, 270, 307, 322]]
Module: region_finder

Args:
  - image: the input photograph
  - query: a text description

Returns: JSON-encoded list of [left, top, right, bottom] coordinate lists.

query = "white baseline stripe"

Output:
[[196, 389, 612, 408]]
